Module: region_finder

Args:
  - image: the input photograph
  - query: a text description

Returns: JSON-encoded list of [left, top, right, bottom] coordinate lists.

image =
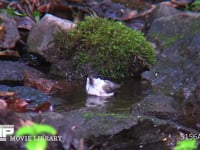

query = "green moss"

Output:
[[151, 32, 184, 48], [83, 112, 131, 119], [186, 0, 200, 12], [54, 17, 156, 79], [163, 34, 184, 48], [190, 19, 200, 35]]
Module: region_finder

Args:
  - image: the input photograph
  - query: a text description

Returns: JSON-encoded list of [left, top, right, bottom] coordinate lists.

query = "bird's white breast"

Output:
[[86, 77, 114, 97]]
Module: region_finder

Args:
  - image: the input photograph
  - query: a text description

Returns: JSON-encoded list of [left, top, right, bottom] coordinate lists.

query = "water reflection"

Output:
[[86, 96, 111, 107]]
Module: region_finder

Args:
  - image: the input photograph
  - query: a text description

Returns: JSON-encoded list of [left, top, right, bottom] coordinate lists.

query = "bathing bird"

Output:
[[86, 76, 120, 97]]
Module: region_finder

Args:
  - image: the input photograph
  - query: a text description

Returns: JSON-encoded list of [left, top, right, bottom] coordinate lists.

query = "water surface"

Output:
[[53, 79, 151, 113]]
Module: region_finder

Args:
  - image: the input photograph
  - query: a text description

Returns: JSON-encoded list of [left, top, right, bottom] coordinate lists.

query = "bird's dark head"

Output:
[[88, 75, 94, 86]]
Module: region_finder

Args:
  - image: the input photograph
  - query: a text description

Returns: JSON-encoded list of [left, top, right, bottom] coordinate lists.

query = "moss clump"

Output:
[[54, 17, 156, 79], [112, 0, 151, 11], [84, 112, 131, 119], [186, 0, 200, 12]]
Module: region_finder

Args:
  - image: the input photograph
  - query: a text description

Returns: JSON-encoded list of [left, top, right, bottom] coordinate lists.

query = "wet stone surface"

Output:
[[0, 61, 44, 85], [0, 14, 20, 49], [144, 7, 200, 99], [131, 94, 181, 120]]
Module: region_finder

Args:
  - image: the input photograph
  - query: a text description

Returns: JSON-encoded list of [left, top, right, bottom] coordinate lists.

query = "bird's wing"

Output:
[[102, 84, 115, 93], [104, 80, 120, 89]]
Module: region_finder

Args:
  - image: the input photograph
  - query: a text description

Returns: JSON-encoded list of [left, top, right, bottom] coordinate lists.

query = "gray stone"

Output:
[[149, 2, 181, 22], [0, 61, 44, 84], [131, 94, 180, 120], [0, 14, 20, 49], [29, 109, 198, 149], [144, 11, 200, 98], [27, 14, 75, 62]]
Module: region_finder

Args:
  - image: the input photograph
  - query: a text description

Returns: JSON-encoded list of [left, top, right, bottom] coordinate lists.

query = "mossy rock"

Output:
[[54, 17, 156, 79], [111, 0, 150, 11], [186, 0, 200, 12]]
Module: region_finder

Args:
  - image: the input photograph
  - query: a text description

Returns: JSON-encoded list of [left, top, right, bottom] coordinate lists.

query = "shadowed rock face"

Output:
[[131, 94, 180, 120], [193, 84, 200, 102], [27, 109, 196, 150], [144, 5, 200, 99], [0, 14, 20, 49], [0, 61, 44, 85], [185, 84, 200, 114]]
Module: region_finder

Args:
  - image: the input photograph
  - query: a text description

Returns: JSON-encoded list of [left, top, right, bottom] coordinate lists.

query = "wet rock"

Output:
[[144, 12, 200, 98], [145, 2, 180, 49], [0, 50, 20, 60], [0, 110, 25, 150], [0, 85, 64, 110], [147, 12, 200, 47], [30, 110, 198, 150], [125, 19, 146, 31], [23, 70, 45, 87], [24, 71, 78, 94], [0, 61, 44, 85], [0, 99, 7, 109], [90, 0, 138, 20], [35, 110, 138, 138], [0, 85, 47, 104], [49, 59, 75, 79], [0, 14, 20, 50], [14, 16, 35, 30], [184, 83, 200, 114], [171, 0, 193, 7], [32, 111, 87, 150], [89, 0, 155, 22], [0, 109, 60, 150], [0, 1, 7, 8], [131, 94, 180, 120], [148, 2, 181, 23], [27, 14, 75, 62]]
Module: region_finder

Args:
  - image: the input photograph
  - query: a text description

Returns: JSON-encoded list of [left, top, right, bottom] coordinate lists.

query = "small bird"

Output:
[[86, 76, 120, 97]]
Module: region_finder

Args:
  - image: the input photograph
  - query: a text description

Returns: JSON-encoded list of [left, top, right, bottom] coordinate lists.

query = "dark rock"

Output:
[[147, 12, 200, 47], [0, 99, 7, 109], [23, 70, 45, 87], [0, 109, 26, 150], [34, 110, 138, 138], [0, 109, 64, 150], [89, 0, 138, 20], [13, 16, 35, 30], [131, 94, 180, 120], [10, 86, 51, 104], [0, 14, 20, 50], [144, 12, 200, 98], [192, 84, 200, 103], [184, 83, 200, 114], [148, 2, 181, 23], [29, 110, 198, 150], [171, 0, 194, 7], [49, 59, 75, 78], [27, 14, 75, 62], [0, 61, 44, 85], [24, 70, 78, 94], [0, 85, 64, 110], [125, 19, 146, 31], [0, 50, 20, 60]]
